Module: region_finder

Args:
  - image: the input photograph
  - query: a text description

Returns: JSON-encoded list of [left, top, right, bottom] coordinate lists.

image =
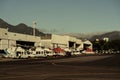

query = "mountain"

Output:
[[1, 18, 120, 40], [62, 32, 105, 39], [0, 18, 45, 36], [90, 31, 120, 41], [62, 31, 120, 41], [0, 18, 14, 29]]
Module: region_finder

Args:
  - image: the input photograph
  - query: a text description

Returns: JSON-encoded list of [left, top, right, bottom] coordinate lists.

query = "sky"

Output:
[[0, 0, 120, 34]]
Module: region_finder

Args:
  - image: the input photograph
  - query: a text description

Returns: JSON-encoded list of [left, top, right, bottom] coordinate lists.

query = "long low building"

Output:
[[0, 28, 93, 52]]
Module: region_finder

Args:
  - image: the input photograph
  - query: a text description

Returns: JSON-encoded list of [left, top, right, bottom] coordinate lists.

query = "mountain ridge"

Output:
[[0, 18, 45, 36], [90, 31, 120, 41], [0, 18, 120, 40]]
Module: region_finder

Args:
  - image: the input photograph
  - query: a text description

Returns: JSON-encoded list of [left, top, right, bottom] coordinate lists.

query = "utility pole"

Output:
[[33, 21, 37, 36]]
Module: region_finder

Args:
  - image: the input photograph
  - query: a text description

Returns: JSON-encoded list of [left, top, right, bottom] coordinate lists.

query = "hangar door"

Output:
[[83, 44, 91, 50], [16, 41, 34, 48], [69, 41, 75, 48]]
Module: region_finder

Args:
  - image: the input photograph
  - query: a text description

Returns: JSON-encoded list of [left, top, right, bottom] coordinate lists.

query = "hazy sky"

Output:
[[0, 0, 120, 34]]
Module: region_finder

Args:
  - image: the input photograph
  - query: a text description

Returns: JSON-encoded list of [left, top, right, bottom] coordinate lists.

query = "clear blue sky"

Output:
[[0, 0, 120, 34]]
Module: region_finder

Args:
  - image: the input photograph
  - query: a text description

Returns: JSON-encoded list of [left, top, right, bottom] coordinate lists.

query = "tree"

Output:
[[92, 39, 120, 54]]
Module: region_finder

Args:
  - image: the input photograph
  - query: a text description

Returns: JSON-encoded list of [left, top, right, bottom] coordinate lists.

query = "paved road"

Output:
[[0, 55, 120, 80]]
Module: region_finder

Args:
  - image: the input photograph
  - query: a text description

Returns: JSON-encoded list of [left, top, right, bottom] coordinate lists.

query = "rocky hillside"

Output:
[[0, 18, 45, 36], [90, 31, 120, 41]]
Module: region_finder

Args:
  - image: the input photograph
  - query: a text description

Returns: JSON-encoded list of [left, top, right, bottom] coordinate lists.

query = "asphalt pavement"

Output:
[[0, 54, 120, 80]]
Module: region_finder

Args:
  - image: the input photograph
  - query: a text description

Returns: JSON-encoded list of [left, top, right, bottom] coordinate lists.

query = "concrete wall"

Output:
[[76, 39, 82, 44], [8, 40, 16, 48], [69, 36, 76, 42], [41, 39, 52, 48], [8, 32, 40, 42], [0, 39, 8, 49], [52, 34, 68, 45], [0, 28, 9, 49], [51, 34, 69, 48], [0, 28, 8, 39]]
